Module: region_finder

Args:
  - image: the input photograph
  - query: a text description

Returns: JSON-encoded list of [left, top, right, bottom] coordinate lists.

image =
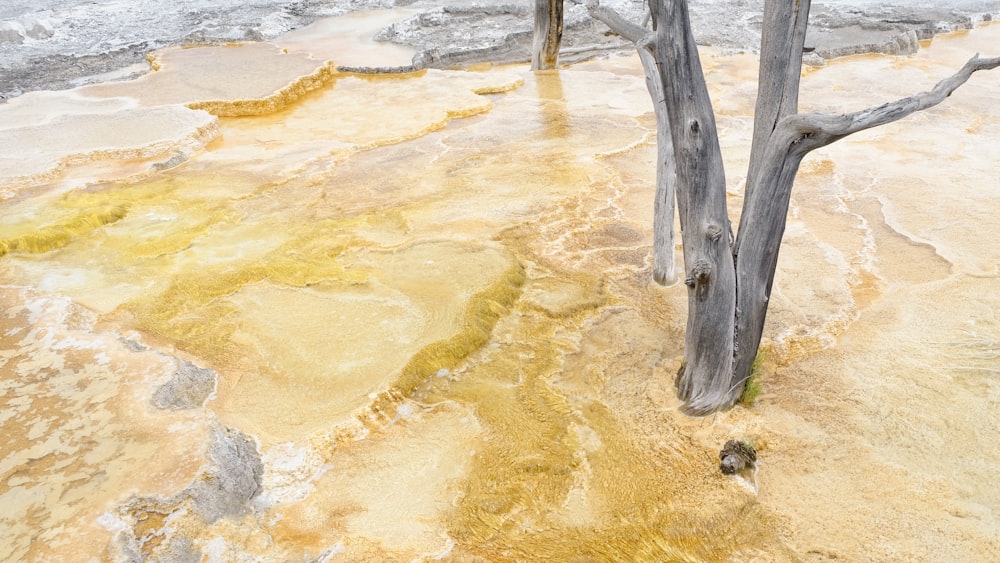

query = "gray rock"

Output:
[[151, 536, 202, 563], [110, 426, 265, 559], [805, 0, 996, 62], [0, 22, 24, 44], [186, 426, 265, 522], [244, 27, 265, 42], [152, 359, 217, 410], [24, 20, 54, 40], [119, 336, 149, 352], [151, 152, 189, 173], [802, 52, 826, 67]]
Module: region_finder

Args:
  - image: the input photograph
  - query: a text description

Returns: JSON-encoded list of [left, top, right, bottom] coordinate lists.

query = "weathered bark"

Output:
[[744, 0, 811, 203], [531, 0, 564, 70], [730, 53, 1000, 394], [585, 0, 644, 42], [645, 41, 680, 287], [586, 0, 999, 414], [729, 0, 812, 405], [586, 0, 678, 285], [652, 0, 737, 413], [590, 0, 737, 410]]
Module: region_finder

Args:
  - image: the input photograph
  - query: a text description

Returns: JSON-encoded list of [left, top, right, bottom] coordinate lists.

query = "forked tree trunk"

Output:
[[531, 0, 564, 70], [586, 0, 999, 414]]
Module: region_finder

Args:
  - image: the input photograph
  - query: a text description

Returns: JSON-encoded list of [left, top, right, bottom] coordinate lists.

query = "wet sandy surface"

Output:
[[1, 11, 999, 561]]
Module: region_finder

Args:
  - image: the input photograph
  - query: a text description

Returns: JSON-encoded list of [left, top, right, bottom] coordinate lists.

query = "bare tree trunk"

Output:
[[730, 0, 812, 401], [531, 0, 564, 70], [652, 0, 737, 413], [730, 22, 999, 397], [744, 0, 811, 197], [586, 0, 999, 414], [645, 42, 680, 287], [591, 0, 741, 412], [586, 1, 678, 285]]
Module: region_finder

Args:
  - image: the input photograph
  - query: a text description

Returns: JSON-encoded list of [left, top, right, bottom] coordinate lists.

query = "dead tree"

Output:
[[586, 1, 680, 286], [588, 0, 1000, 414], [532, 0, 565, 69]]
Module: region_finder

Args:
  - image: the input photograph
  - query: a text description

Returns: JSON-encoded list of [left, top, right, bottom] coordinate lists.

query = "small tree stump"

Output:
[[719, 439, 757, 475]]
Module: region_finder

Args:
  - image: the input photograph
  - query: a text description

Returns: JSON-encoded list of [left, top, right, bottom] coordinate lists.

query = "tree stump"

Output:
[[719, 439, 757, 475]]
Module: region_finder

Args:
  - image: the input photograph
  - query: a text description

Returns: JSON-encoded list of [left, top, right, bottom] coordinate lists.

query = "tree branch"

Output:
[[584, 0, 646, 43], [785, 54, 1000, 152], [730, 52, 999, 403]]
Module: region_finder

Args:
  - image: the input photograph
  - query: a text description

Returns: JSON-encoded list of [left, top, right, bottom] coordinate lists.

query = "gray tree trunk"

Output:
[[730, 0, 812, 402], [645, 41, 680, 288], [651, 0, 738, 413], [586, 0, 999, 414], [531, 0, 564, 70], [586, 1, 679, 285]]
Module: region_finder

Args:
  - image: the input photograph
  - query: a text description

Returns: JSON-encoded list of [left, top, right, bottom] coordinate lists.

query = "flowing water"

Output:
[[1, 14, 998, 561]]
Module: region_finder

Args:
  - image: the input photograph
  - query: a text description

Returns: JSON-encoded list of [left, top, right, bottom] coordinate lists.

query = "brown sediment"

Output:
[[82, 42, 338, 113], [0, 41, 340, 191], [396, 205, 794, 561], [0, 288, 211, 563]]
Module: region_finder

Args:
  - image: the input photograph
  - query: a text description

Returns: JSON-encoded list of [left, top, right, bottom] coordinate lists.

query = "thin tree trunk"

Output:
[[645, 42, 680, 287], [730, 0, 812, 402], [586, 1, 679, 285], [744, 0, 811, 198], [531, 0, 564, 70]]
